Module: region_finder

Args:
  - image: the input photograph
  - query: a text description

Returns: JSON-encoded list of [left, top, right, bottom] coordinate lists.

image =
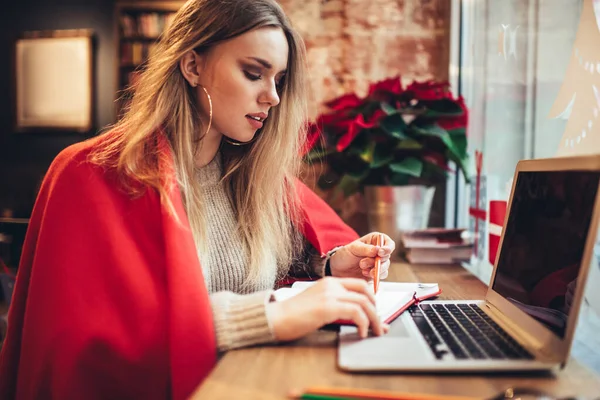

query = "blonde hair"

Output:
[[90, 0, 308, 287]]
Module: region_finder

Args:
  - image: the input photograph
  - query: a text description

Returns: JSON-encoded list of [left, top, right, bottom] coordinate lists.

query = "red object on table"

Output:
[[488, 200, 507, 265]]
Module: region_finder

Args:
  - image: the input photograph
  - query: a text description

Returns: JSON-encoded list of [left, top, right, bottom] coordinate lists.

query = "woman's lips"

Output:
[[246, 115, 264, 129]]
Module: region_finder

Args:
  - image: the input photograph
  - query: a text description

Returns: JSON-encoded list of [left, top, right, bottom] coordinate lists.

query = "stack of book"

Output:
[[400, 228, 473, 265]]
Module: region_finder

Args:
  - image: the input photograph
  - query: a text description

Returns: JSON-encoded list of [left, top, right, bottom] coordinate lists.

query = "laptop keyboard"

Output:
[[409, 303, 534, 361]]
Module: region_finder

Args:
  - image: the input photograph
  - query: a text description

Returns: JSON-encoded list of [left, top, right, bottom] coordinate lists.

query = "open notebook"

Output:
[[273, 281, 442, 325]]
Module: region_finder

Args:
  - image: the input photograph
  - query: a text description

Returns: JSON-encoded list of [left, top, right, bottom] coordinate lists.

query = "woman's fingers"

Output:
[[330, 294, 384, 338], [359, 255, 391, 270], [336, 303, 370, 338], [363, 268, 389, 279], [366, 232, 395, 255], [380, 233, 396, 252], [332, 280, 385, 337], [337, 291, 383, 336], [336, 278, 376, 304], [359, 258, 374, 270], [361, 258, 390, 279], [269, 277, 389, 343]]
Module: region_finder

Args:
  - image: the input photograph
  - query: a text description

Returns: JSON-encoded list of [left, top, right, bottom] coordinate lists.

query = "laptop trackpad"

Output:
[[387, 317, 411, 337], [338, 317, 434, 370]]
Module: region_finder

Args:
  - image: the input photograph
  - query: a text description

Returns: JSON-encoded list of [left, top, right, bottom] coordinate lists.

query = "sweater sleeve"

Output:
[[209, 290, 275, 352]]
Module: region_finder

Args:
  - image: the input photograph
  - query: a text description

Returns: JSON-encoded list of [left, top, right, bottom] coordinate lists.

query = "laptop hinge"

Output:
[[482, 301, 551, 359]]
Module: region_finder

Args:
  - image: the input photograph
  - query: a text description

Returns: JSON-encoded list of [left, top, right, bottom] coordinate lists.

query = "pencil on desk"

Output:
[[288, 392, 353, 400], [300, 386, 480, 400], [373, 233, 383, 294]]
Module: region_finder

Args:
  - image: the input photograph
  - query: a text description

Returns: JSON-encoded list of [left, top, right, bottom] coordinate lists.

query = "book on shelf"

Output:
[[120, 42, 158, 66], [401, 228, 473, 265], [273, 281, 442, 325], [119, 12, 176, 38]]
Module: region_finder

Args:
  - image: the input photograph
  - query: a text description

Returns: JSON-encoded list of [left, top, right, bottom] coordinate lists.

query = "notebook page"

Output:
[[374, 291, 415, 319], [273, 284, 418, 320]]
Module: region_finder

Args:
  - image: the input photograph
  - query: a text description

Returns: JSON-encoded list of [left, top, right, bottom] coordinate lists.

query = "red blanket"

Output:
[[0, 134, 357, 400]]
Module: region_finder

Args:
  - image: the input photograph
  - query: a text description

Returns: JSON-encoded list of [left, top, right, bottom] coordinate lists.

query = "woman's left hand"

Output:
[[328, 232, 395, 281]]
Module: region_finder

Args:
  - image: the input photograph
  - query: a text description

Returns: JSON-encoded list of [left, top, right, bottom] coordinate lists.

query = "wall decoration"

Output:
[[14, 29, 94, 132], [551, 0, 600, 324], [498, 24, 519, 61], [550, 0, 600, 155]]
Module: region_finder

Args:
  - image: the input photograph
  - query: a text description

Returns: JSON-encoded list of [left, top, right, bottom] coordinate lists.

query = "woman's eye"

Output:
[[244, 71, 261, 81]]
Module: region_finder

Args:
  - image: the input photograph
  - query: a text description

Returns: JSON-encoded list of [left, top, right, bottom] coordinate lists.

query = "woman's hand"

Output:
[[329, 232, 395, 280], [266, 277, 389, 341]]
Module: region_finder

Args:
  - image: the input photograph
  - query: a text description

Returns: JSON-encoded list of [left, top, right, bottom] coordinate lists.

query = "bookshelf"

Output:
[[114, 1, 184, 118]]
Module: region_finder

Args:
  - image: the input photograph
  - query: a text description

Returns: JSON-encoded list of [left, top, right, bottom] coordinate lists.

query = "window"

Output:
[[454, 0, 600, 373], [455, 0, 597, 279]]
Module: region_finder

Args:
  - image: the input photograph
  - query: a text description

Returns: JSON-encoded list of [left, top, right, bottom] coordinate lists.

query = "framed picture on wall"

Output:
[[14, 29, 94, 132]]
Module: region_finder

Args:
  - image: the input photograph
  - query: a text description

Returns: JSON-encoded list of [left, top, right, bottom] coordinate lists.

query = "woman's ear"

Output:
[[179, 50, 202, 87]]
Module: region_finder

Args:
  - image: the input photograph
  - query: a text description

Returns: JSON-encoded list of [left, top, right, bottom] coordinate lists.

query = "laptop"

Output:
[[339, 155, 600, 372]]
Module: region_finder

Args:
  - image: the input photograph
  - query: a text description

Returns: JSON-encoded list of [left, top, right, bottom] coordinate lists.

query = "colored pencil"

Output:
[[289, 393, 358, 400], [301, 386, 480, 400]]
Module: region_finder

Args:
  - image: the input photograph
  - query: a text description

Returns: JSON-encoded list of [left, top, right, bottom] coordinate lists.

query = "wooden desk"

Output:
[[191, 263, 600, 400]]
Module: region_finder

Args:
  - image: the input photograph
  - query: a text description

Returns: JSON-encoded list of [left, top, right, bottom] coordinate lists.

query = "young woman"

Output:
[[0, 0, 395, 398]]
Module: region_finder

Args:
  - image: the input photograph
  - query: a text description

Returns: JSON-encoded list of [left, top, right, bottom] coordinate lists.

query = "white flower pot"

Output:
[[364, 185, 435, 243]]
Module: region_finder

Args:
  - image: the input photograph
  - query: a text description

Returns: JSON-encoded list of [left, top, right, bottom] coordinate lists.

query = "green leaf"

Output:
[[447, 127, 466, 136], [396, 139, 423, 150], [347, 164, 370, 180], [381, 102, 397, 115], [446, 150, 471, 182], [420, 99, 464, 117], [303, 148, 332, 163], [411, 121, 447, 137], [388, 172, 410, 186], [345, 130, 370, 156], [372, 142, 395, 168], [337, 174, 361, 197], [422, 159, 449, 178], [389, 157, 423, 177], [451, 134, 468, 159], [359, 141, 376, 164], [411, 122, 466, 162], [380, 113, 408, 140]]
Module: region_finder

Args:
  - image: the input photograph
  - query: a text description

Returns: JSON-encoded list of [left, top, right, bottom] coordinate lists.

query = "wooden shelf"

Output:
[[0, 218, 30, 224], [114, 1, 184, 118], [121, 35, 161, 41]]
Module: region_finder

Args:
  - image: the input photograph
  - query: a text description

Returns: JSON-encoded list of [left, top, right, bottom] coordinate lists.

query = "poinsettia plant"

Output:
[[304, 76, 470, 197]]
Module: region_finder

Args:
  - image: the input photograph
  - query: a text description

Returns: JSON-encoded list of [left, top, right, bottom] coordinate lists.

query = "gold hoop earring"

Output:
[[200, 86, 213, 137], [200, 85, 257, 146]]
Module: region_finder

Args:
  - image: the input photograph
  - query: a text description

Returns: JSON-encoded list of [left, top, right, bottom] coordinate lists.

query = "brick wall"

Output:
[[279, 0, 451, 118]]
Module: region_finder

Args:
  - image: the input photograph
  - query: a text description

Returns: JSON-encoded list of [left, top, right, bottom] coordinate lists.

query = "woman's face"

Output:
[[197, 26, 289, 143]]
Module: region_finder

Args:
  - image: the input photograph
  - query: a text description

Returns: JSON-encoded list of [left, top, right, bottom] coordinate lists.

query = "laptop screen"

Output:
[[491, 170, 600, 338]]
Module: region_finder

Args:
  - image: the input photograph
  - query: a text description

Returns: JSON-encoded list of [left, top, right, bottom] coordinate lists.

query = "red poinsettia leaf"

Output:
[[355, 109, 387, 129], [407, 80, 453, 100], [318, 112, 354, 135], [301, 122, 322, 156], [336, 123, 362, 152], [325, 93, 364, 111], [423, 153, 453, 172], [437, 96, 469, 132], [368, 75, 403, 96]]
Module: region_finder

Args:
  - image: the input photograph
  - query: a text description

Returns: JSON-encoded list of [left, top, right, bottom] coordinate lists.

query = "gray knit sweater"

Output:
[[197, 153, 326, 352]]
